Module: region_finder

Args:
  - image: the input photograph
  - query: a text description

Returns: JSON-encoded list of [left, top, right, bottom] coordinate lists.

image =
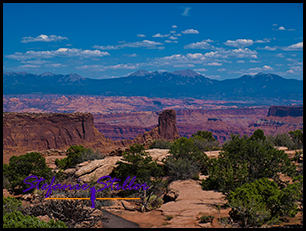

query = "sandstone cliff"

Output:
[[3, 112, 116, 164], [267, 105, 303, 117], [115, 109, 180, 147]]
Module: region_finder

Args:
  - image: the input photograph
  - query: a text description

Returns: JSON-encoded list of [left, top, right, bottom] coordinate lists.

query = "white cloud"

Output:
[[92, 45, 118, 50], [249, 60, 261, 63], [224, 39, 254, 48], [21, 34, 68, 43], [286, 69, 294, 74], [217, 68, 226, 72], [282, 42, 303, 51], [206, 74, 220, 79], [121, 40, 164, 49], [275, 53, 284, 58], [204, 48, 258, 59], [272, 24, 277, 26], [152, 33, 170, 38], [182, 7, 191, 16], [170, 30, 176, 33], [93, 40, 164, 50], [278, 26, 286, 30], [165, 40, 178, 43], [76, 63, 139, 71], [151, 53, 206, 67], [137, 34, 146, 37], [124, 53, 138, 57], [236, 60, 245, 63], [172, 25, 177, 28], [257, 46, 277, 51], [169, 36, 178, 40], [248, 65, 274, 72], [181, 29, 199, 34], [193, 68, 208, 72], [206, 62, 222, 66], [5, 48, 110, 60], [184, 40, 215, 49], [254, 38, 271, 43]]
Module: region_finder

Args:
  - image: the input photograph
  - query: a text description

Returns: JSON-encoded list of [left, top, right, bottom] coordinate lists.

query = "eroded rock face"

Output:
[[3, 112, 115, 164], [158, 109, 180, 140], [267, 106, 303, 117]]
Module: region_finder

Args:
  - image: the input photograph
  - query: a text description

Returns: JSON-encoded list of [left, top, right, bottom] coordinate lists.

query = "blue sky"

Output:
[[3, 3, 303, 80]]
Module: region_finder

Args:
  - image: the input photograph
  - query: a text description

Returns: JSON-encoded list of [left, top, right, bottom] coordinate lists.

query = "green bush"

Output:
[[201, 129, 297, 195], [3, 152, 53, 195], [228, 177, 302, 227], [199, 215, 214, 223], [112, 144, 164, 185], [164, 136, 209, 181], [267, 129, 303, 150], [3, 196, 23, 215], [191, 130, 220, 151], [55, 145, 104, 170], [289, 129, 303, 149], [149, 139, 172, 149], [3, 211, 67, 228], [267, 133, 296, 150]]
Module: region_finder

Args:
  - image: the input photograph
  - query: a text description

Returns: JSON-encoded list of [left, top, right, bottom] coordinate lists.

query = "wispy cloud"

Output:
[[254, 38, 271, 43], [181, 7, 191, 16], [282, 42, 303, 51], [224, 39, 254, 48], [152, 33, 170, 38], [184, 40, 215, 49], [93, 40, 164, 50], [181, 29, 199, 34], [21, 34, 68, 43], [137, 34, 146, 37], [257, 42, 303, 51], [5, 48, 109, 60]]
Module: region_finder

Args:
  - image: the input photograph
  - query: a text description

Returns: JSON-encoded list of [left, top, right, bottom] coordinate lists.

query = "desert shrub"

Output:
[[149, 139, 172, 149], [267, 129, 303, 150], [22, 192, 109, 228], [3, 196, 23, 215], [267, 133, 296, 150], [199, 215, 214, 223], [228, 177, 302, 227], [201, 129, 297, 195], [164, 137, 210, 181], [191, 130, 220, 151], [112, 143, 164, 185], [55, 145, 104, 170], [145, 194, 164, 209], [3, 211, 67, 228], [288, 129, 303, 149], [3, 152, 53, 195]]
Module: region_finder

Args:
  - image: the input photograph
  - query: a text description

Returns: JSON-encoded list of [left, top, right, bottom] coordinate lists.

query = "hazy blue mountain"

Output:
[[3, 70, 303, 103]]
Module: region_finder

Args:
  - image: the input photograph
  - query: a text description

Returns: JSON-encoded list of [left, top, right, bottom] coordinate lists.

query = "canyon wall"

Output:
[[267, 105, 303, 117], [3, 112, 116, 164]]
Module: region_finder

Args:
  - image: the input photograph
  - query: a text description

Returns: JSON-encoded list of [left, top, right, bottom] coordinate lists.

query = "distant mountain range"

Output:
[[3, 69, 303, 103]]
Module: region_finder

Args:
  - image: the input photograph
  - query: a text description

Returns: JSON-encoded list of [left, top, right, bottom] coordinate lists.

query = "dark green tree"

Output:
[[164, 137, 209, 180], [201, 130, 297, 195], [112, 143, 164, 184], [288, 129, 303, 149], [228, 177, 302, 227], [3, 152, 53, 195], [55, 145, 103, 170]]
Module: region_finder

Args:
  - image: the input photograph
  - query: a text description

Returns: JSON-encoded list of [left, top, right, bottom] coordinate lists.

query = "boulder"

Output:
[[75, 159, 106, 177], [79, 157, 122, 182]]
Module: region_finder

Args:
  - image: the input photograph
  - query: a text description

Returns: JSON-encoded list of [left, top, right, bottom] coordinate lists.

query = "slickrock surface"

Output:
[[155, 179, 226, 228]]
